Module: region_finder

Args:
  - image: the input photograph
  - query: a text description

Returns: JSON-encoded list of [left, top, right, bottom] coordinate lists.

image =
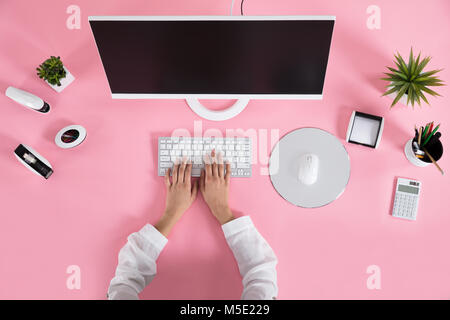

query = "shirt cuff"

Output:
[[222, 215, 254, 238], [138, 224, 168, 252]]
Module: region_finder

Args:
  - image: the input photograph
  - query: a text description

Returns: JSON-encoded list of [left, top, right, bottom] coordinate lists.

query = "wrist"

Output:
[[155, 211, 179, 237], [212, 206, 234, 225], [163, 207, 183, 219]]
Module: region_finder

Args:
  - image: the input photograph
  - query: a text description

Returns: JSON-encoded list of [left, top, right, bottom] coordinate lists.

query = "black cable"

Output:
[[241, 0, 244, 15]]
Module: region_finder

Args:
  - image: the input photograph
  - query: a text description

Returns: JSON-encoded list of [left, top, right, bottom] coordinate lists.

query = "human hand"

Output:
[[200, 150, 235, 225], [155, 160, 199, 237]]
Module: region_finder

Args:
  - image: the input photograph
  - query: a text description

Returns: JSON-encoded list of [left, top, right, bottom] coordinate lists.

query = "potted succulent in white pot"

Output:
[[36, 56, 75, 92], [381, 49, 444, 108]]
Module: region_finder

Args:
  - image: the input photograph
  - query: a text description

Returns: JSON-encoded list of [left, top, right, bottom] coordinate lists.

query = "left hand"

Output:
[[155, 160, 199, 237]]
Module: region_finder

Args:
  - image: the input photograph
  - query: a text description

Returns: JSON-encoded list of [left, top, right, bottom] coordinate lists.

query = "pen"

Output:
[[423, 124, 440, 146], [418, 127, 423, 146], [423, 147, 444, 175], [428, 122, 434, 136], [422, 123, 430, 140]]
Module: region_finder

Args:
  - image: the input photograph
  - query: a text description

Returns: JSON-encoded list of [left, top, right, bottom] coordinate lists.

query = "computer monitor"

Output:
[[89, 16, 335, 120]]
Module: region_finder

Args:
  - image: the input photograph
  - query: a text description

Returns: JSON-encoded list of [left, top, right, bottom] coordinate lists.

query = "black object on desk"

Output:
[[413, 132, 443, 163]]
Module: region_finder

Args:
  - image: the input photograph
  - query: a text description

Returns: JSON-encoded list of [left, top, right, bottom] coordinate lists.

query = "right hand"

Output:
[[200, 150, 235, 225]]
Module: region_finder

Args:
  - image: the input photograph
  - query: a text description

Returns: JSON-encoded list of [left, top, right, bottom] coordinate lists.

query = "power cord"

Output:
[[230, 0, 245, 16]]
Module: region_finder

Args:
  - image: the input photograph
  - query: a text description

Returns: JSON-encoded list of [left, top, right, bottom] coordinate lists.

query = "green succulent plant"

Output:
[[381, 49, 444, 108], [36, 56, 67, 86]]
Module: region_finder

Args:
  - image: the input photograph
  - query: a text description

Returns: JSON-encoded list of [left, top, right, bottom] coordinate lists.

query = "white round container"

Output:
[[404, 139, 430, 167], [55, 125, 87, 149]]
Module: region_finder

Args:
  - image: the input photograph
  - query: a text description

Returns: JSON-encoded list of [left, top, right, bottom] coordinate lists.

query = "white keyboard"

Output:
[[392, 178, 421, 221], [158, 137, 252, 177]]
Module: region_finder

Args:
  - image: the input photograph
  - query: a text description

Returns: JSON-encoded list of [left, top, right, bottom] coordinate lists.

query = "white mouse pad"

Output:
[[269, 128, 351, 208]]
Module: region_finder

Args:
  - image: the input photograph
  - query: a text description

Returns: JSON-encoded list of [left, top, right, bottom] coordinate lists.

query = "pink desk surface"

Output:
[[1, 0, 449, 299]]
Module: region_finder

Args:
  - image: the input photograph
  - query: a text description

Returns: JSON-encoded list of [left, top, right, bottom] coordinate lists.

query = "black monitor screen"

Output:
[[89, 18, 334, 95]]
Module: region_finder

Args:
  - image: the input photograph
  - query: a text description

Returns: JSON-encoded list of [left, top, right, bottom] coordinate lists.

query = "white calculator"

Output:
[[392, 178, 421, 221]]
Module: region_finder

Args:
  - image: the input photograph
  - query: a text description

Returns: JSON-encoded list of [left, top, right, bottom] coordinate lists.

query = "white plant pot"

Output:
[[386, 81, 413, 107], [45, 66, 75, 93], [404, 139, 430, 167], [387, 90, 410, 107]]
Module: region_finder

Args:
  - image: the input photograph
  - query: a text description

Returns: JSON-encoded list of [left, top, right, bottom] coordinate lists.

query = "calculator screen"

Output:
[[398, 185, 419, 194]]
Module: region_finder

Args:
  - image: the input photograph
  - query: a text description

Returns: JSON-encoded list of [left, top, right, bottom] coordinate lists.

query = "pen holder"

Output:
[[404, 138, 443, 167]]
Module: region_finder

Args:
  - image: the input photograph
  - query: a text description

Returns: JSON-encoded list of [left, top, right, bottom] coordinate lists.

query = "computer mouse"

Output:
[[297, 153, 319, 185]]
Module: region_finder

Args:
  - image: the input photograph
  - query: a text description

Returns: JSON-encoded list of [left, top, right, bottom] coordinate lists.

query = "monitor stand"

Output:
[[186, 98, 250, 121]]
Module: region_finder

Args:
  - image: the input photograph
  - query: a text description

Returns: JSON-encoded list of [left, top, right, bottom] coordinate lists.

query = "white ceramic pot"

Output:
[[46, 66, 75, 93], [387, 91, 410, 107], [386, 81, 411, 107], [404, 139, 430, 167]]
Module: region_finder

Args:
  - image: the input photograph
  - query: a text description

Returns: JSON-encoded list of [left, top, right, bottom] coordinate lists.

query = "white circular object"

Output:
[[269, 128, 351, 208], [404, 139, 429, 167], [186, 98, 250, 121], [55, 125, 87, 149]]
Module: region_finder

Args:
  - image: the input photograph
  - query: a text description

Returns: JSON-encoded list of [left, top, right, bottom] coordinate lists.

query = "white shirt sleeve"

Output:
[[222, 216, 278, 300], [107, 216, 277, 300], [107, 224, 168, 300]]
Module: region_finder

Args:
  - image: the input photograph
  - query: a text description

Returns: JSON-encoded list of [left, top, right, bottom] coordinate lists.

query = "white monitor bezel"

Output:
[[88, 15, 336, 100]]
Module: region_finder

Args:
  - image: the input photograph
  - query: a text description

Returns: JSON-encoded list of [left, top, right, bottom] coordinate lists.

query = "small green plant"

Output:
[[36, 56, 67, 86], [381, 48, 444, 108]]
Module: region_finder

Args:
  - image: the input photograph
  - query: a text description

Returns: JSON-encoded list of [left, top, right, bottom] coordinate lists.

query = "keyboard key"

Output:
[[160, 162, 172, 168]]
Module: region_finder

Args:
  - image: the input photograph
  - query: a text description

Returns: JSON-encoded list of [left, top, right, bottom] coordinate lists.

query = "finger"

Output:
[[203, 153, 212, 177], [217, 151, 224, 178], [225, 161, 231, 183], [199, 169, 206, 194], [211, 149, 218, 177], [164, 168, 171, 188], [172, 160, 179, 183], [178, 158, 187, 183], [184, 161, 192, 185], [191, 179, 199, 200]]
